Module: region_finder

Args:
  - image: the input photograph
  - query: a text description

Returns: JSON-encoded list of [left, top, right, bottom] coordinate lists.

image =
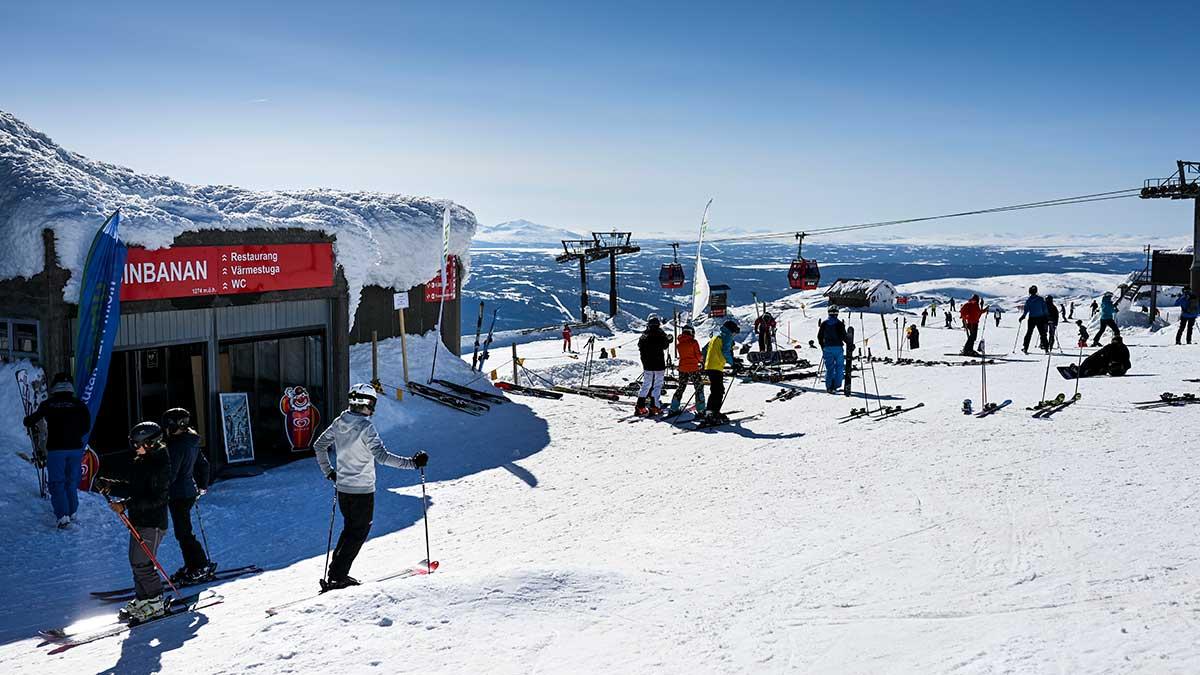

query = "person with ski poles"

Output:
[[669, 323, 706, 415], [958, 294, 985, 356], [94, 421, 173, 622], [1092, 291, 1120, 346], [1075, 320, 1089, 348], [753, 311, 777, 353], [1045, 295, 1061, 351], [702, 319, 740, 425], [1175, 287, 1198, 345], [22, 372, 91, 528], [635, 314, 672, 416], [1019, 285, 1050, 354], [817, 306, 850, 393], [161, 408, 215, 585], [993, 306, 1003, 327], [313, 384, 428, 591], [561, 324, 572, 353]]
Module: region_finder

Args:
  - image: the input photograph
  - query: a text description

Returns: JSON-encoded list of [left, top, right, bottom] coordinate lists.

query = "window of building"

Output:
[[0, 318, 39, 363]]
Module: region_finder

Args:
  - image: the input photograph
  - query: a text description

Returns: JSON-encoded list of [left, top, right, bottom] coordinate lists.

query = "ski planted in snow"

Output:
[[407, 382, 489, 415], [974, 399, 1012, 417], [264, 560, 438, 616], [470, 301, 485, 370], [1033, 393, 1081, 418], [475, 309, 500, 372], [39, 591, 223, 653], [1026, 393, 1066, 411], [90, 565, 263, 602]]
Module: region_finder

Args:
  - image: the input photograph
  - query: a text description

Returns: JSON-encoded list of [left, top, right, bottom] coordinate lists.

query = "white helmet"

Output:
[[348, 383, 378, 413]]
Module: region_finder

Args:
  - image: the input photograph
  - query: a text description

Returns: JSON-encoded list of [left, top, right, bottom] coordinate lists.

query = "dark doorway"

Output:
[[218, 332, 327, 465]]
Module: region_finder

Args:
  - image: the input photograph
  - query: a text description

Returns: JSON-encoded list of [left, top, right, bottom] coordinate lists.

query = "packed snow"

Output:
[[0, 111, 477, 319], [2, 273, 1200, 673]]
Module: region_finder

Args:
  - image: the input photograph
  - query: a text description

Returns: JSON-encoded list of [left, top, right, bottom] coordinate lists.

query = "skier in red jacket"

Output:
[[958, 294, 986, 356], [562, 324, 572, 353]]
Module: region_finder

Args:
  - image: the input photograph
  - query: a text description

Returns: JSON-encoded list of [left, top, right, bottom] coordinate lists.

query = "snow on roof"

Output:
[[0, 110, 477, 319], [823, 278, 892, 297]]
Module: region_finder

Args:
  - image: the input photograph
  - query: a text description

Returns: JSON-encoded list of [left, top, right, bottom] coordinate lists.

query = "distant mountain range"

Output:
[[475, 219, 585, 244]]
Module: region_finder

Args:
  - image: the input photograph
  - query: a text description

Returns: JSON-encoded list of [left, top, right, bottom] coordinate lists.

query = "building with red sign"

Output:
[[0, 111, 474, 473]]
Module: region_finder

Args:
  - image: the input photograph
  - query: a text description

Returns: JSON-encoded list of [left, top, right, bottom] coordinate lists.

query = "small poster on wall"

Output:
[[219, 393, 255, 464], [280, 386, 321, 452]]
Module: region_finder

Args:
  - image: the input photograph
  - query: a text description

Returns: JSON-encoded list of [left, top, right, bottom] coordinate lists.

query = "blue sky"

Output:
[[3, 1, 1197, 239]]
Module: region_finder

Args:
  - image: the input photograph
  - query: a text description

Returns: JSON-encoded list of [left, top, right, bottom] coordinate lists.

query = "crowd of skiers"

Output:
[[21, 373, 425, 623]]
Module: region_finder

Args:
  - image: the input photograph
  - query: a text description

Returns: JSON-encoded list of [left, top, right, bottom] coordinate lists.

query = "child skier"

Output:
[[635, 314, 672, 415], [95, 421, 173, 622], [1075, 320, 1089, 348], [313, 384, 428, 591], [702, 319, 739, 424], [22, 373, 91, 528], [817, 306, 849, 393], [669, 324, 706, 415], [161, 408, 215, 584]]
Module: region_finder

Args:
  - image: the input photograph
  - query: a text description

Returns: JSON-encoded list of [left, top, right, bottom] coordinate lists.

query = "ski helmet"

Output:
[[1103, 291, 1113, 297], [349, 383, 378, 413], [162, 408, 191, 434], [49, 372, 74, 395], [722, 320, 740, 334], [646, 313, 661, 327], [682, 323, 695, 335], [129, 421, 165, 452], [828, 305, 840, 315], [1029, 285, 1038, 294]]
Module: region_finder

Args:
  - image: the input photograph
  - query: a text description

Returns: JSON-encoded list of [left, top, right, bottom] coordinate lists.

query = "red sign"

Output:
[[897, 296, 909, 305], [280, 386, 321, 452], [121, 243, 334, 301], [424, 255, 459, 302]]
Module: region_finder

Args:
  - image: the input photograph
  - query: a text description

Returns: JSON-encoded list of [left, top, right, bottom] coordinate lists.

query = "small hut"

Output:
[[823, 278, 897, 312]]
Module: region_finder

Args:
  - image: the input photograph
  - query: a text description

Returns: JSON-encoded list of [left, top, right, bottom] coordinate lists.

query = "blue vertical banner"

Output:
[[73, 210, 127, 443]]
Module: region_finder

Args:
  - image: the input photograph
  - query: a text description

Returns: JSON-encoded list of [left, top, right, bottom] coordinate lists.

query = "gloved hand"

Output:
[[93, 477, 114, 496], [326, 470, 337, 482], [108, 501, 126, 514], [411, 451, 428, 469]]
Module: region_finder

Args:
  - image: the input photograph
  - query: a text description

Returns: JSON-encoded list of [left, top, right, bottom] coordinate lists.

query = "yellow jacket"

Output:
[[704, 334, 727, 371]]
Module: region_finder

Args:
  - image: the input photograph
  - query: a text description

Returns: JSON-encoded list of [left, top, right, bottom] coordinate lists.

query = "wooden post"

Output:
[[398, 309, 410, 384], [512, 344, 519, 385], [371, 330, 380, 389], [880, 312, 891, 350]]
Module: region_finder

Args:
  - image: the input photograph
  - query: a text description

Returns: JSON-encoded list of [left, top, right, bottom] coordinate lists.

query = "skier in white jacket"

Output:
[[313, 383, 428, 591]]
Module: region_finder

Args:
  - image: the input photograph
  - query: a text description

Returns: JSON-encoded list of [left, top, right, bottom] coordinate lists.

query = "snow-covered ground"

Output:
[[3, 274, 1200, 674]]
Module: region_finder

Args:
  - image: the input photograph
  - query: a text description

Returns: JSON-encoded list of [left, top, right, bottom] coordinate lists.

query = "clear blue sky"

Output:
[[3, 1, 1197, 239]]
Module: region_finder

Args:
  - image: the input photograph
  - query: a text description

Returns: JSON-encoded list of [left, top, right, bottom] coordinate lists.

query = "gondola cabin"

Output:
[[659, 262, 685, 289], [788, 258, 820, 290]]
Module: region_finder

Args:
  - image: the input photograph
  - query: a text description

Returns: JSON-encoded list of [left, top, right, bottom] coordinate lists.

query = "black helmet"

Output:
[[722, 320, 740, 334], [129, 421, 164, 451], [1029, 285, 1038, 294], [162, 408, 191, 434], [682, 323, 695, 335]]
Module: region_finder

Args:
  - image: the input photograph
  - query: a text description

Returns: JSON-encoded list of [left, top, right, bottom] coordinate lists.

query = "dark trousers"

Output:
[[705, 370, 726, 415], [1093, 318, 1119, 345], [757, 332, 773, 352], [129, 526, 166, 599], [1023, 317, 1049, 351], [328, 491, 374, 580], [1177, 318, 1195, 344], [1047, 322, 1058, 350], [962, 323, 979, 354], [169, 498, 209, 570]]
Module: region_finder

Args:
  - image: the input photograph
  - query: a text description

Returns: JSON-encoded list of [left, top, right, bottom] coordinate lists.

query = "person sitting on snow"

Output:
[[669, 324, 706, 415], [635, 314, 672, 416], [313, 384, 428, 591], [817, 306, 850, 393], [1067, 335, 1130, 378]]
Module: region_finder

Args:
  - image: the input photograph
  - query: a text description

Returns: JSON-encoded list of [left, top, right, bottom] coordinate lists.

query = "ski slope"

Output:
[[3, 280, 1200, 673]]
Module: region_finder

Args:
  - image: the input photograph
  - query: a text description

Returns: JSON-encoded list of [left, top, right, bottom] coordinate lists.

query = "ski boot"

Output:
[[668, 401, 681, 415], [185, 561, 219, 584], [633, 397, 648, 417], [56, 516, 71, 529], [170, 566, 189, 585], [648, 405, 662, 417], [961, 399, 973, 415], [120, 595, 168, 624], [319, 576, 361, 593]]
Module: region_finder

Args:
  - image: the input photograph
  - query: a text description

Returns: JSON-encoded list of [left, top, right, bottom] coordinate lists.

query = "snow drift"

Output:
[[0, 110, 477, 319]]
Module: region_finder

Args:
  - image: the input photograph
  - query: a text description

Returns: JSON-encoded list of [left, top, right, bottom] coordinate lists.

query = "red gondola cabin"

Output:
[[788, 258, 820, 290], [659, 263, 685, 289]]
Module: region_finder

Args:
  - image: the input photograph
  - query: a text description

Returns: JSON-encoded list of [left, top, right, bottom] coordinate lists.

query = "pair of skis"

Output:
[[15, 368, 48, 498], [766, 389, 802, 403], [1031, 393, 1081, 418], [494, 381, 563, 399], [264, 559, 438, 616], [836, 403, 923, 423], [1134, 392, 1200, 410], [972, 399, 1012, 418], [674, 412, 762, 433], [408, 382, 489, 415], [38, 590, 224, 653]]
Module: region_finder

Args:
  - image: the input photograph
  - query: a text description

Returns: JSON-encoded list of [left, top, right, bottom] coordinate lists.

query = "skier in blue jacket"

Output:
[[1092, 291, 1120, 346], [1176, 287, 1198, 345], [817, 306, 850, 392], [1018, 286, 1049, 354]]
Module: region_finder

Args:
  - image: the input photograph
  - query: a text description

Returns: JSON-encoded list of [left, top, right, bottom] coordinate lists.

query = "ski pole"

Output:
[[194, 498, 211, 561], [419, 467, 433, 573], [323, 489, 337, 583], [1040, 344, 1053, 404], [114, 505, 181, 598], [1073, 343, 1084, 398]]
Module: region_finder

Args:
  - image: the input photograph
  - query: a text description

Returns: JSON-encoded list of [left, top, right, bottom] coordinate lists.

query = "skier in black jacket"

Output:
[[96, 421, 173, 623], [635, 314, 672, 415], [162, 408, 215, 584], [23, 372, 91, 527]]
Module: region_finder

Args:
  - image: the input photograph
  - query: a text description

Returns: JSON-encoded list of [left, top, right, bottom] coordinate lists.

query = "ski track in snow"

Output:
[[3, 280, 1200, 673]]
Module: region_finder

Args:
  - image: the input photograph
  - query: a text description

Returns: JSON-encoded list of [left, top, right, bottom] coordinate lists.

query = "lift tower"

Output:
[[1141, 161, 1200, 294], [556, 232, 640, 321]]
